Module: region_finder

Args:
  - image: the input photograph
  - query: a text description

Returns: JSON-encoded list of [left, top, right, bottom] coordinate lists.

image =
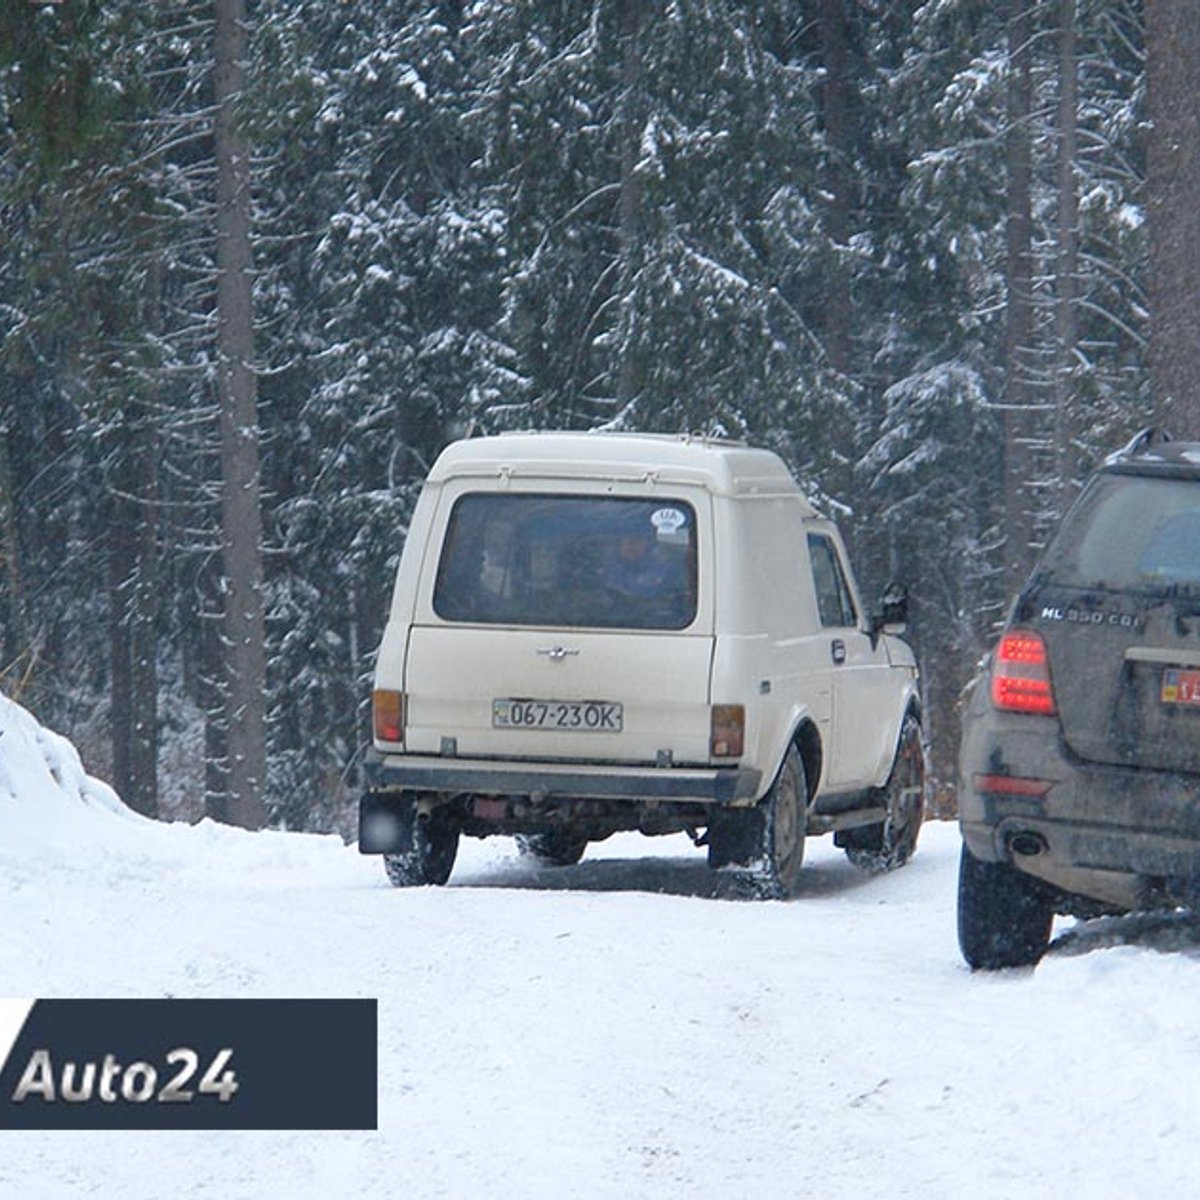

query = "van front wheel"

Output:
[[752, 747, 807, 899], [382, 804, 460, 887], [515, 831, 588, 867], [842, 712, 925, 872]]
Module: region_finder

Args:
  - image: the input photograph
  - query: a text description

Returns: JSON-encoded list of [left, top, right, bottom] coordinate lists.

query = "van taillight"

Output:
[[373, 690, 405, 744], [991, 631, 1057, 716], [711, 705, 745, 758]]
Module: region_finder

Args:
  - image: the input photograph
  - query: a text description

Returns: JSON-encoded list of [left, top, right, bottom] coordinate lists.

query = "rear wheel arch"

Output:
[[791, 718, 822, 804]]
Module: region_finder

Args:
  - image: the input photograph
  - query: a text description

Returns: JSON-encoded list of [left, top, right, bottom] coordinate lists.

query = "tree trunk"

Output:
[[1004, 0, 1036, 593], [128, 403, 160, 817], [199, 558, 230, 811], [818, 0, 853, 379], [1147, 0, 1200, 435], [1053, 0, 1078, 511], [0, 413, 26, 680], [211, 0, 268, 829], [615, 0, 643, 414], [108, 467, 134, 802], [107, 404, 160, 818]]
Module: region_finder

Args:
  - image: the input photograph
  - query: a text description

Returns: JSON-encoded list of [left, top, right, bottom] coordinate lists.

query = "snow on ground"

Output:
[[3, 693, 1200, 1199]]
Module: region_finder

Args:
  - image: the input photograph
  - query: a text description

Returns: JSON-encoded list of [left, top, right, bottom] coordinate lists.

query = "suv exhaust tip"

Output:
[[1007, 830, 1048, 859]]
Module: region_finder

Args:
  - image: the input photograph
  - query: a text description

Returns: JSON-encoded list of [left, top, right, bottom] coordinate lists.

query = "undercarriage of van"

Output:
[[358, 744, 921, 898], [363, 783, 721, 844]]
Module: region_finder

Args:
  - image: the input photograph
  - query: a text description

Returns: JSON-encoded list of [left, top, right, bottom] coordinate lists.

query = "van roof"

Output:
[[427, 431, 814, 505]]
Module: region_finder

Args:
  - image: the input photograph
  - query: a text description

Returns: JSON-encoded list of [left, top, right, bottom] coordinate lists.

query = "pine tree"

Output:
[[246, 0, 510, 827], [1147, 0, 1200, 432], [210, 0, 269, 829]]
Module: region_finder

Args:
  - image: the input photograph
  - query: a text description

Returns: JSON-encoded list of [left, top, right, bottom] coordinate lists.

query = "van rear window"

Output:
[[433, 494, 698, 629]]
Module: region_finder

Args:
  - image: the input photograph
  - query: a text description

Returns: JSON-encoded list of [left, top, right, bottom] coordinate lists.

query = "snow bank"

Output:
[[0, 692, 361, 886], [0, 692, 137, 849]]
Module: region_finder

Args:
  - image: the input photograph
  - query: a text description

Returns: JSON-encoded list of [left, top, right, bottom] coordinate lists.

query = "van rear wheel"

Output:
[[750, 746, 807, 899], [382, 804, 460, 887]]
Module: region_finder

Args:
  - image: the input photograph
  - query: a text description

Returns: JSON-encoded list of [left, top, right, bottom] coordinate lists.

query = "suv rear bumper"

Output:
[[959, 706, 1200, 909], [364, 754, 762, 805]]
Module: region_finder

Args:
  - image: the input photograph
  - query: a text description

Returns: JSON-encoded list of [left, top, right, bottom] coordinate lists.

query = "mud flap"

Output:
[[358, 791, 410, 854], [705, 805, 765, 869]]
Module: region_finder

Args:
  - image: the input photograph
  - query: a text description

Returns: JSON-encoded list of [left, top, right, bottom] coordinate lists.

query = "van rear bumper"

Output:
[[364, 755, 762, 805]]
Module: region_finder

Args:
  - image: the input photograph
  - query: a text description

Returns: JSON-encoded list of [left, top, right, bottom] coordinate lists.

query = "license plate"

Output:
[[1162, 668, 1200, 706], [492, 699, 623, 732]]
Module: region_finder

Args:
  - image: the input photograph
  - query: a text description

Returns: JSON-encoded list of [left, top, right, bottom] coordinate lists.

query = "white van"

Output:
[[360, 432, 924, 896]]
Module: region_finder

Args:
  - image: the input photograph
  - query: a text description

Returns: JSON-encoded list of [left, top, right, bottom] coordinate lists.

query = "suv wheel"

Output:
[[843, 712, 925, 872], [382, 803, 460, 887], [751, 746, 807, 899], [957, 844, 1054, 969], [515, 830, 588, 867]]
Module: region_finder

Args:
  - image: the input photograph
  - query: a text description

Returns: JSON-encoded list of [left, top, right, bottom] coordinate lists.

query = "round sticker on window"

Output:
[[651, 508, 687, 536]]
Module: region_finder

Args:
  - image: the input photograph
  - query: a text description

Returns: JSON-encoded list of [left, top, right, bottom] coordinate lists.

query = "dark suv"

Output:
[[958, 429, 1200, 968]]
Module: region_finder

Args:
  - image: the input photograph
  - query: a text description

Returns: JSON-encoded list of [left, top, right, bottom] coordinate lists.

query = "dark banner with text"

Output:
[[0, 998, 376, 1129]]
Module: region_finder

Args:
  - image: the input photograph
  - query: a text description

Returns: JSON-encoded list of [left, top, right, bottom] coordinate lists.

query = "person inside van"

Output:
[[596, 521, 695, 629], [606, 527, 672, 597]]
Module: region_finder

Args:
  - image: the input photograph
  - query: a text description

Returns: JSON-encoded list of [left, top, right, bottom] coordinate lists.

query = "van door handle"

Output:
[[831, 638, 847, 665]]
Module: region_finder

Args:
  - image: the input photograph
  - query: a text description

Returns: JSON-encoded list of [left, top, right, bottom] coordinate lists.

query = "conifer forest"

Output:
[[1, 1, 1196, 832]]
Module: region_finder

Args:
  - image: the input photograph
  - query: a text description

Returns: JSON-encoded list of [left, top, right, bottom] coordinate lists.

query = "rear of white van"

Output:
[[369, 473, 757, 797]]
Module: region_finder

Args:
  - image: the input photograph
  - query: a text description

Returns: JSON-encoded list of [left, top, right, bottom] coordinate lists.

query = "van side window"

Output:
[[807, 533, 858, 628]]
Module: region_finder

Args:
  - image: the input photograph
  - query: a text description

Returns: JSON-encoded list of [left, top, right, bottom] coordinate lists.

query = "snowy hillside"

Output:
[[3, 695, 1199, 1199]]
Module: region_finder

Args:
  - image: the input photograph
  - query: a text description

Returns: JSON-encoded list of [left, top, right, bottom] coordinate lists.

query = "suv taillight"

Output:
[[991, 631, 1057, 716], [373, 689, 405, 744]]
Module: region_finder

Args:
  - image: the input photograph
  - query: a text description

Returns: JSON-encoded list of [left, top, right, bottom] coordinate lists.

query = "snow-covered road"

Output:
[[3, 694, 1199, 1198]]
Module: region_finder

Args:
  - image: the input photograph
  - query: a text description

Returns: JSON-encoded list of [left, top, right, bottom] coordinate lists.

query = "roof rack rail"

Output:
[[1106, 426, 1173, 464]]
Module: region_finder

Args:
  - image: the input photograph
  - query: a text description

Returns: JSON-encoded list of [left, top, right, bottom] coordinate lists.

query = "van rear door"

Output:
[[403, 488, 716, 765]]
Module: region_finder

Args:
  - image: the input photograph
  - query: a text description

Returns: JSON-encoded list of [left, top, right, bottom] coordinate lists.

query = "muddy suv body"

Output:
[[959, 430, 1200, 966], [360, 432, 923, 896]]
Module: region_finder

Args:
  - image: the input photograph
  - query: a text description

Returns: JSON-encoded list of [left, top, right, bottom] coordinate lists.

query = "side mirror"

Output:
[[870, 581, 909, 645]]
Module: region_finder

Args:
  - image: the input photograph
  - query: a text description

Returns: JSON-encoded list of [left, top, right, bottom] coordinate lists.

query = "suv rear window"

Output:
[[433, 494, 698, 629], [1041, 473, 1200, 592]]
